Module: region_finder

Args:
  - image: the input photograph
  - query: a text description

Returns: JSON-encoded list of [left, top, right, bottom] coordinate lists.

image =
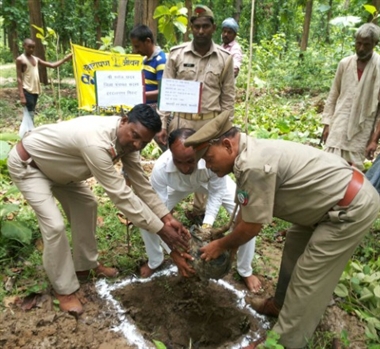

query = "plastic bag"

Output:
[[18, 108, 34, 138]]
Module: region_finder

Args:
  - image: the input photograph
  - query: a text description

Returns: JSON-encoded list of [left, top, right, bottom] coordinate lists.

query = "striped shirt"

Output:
[[143, 46, 166, 103]]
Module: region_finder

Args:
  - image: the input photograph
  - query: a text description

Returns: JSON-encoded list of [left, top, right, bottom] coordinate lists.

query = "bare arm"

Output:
[[16, 58, 26, 105], [366, 106, 380, 160], [38, 53, 72, 69]]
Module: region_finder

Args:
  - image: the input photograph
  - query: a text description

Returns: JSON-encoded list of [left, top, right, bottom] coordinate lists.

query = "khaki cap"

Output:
[[190, 5, 214, 22], [184, 110, 234, 158]]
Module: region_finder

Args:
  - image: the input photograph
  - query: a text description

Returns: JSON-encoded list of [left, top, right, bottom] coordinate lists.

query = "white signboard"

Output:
[[95, 70, 145, 107], [158, 78, 202, 113]]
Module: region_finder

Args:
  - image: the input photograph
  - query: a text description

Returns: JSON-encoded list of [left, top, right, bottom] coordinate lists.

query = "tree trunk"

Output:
[[325, 0, 333, 43], [184, 0, 192, 41], [300, 0, 313, 52], [233, 0, 243, 22], [114, 0, 128, 47], [7, 0, 19, 60], [28, 0, 48, 84], [134, 0, 158, 39], [94, 0, 102, 48]]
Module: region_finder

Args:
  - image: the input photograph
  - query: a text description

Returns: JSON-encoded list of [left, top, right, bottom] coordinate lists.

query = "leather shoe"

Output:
[[249, 297, 281, 317], [76, 263, 119, 281], [54, 292, 83, 315]]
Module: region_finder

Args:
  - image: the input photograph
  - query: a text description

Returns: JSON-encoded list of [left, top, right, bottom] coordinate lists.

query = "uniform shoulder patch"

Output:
[[237, 189, 249, 206]]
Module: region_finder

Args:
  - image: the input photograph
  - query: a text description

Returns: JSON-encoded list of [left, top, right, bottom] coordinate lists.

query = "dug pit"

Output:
[[97, 267, 269, 349]]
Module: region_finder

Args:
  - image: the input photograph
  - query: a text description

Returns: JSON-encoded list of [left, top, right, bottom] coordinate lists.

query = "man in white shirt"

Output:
[[140, 128, 261, 292]]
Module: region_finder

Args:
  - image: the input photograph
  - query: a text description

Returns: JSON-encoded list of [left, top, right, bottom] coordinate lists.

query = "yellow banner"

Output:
[[71, 44, 143, 111]]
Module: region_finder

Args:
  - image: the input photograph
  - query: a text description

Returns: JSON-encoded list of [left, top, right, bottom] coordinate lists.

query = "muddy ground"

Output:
[[0, 87, 368, 349], [0, 239, 367, 349]]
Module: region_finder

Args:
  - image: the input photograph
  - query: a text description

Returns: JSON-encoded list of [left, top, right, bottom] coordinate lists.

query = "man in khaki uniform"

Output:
[[7, 104, 189, 316], [156, 4, 235, 221], [184, 111, 380, 348]]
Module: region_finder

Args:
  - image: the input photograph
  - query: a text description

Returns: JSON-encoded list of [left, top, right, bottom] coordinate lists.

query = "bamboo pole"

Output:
[[244, 0, 256, 134]]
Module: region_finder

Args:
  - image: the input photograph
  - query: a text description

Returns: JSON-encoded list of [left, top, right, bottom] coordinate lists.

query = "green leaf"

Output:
[[374, 285, 380, 298], [153, 5, 171, 19], [31, 24, 44, 35], [169, 6, 179, 15], [350, 261, 362, 271], [0, 204, 20, 218], [334, 283, 349, 297], [0, 140, 10, 160], [152, 340, 167, 349], [173, 20, 187, 34], [277, 120, 290, 134], [4, 186, 20, 197], [364, 4, 377, 16], [367, 317, 380, 330], [359, 287, 373, 301], [1, 221, 32, 245], [351, 276, 360, 284], [176, 16, 188, 26], [0, 133, 19, 142], [111, 46, 125, 54]]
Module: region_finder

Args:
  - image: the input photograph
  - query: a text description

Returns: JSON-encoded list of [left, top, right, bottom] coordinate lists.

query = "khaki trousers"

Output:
[[272, 179, 380, 348], [7, 147, 99, 294]]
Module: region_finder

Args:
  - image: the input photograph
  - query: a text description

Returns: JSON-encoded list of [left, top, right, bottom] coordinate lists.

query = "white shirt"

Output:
[[151, 149, 229, 225]]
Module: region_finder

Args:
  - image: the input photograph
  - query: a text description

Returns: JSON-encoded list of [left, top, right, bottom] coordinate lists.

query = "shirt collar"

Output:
[[184, 40, 217, 57]]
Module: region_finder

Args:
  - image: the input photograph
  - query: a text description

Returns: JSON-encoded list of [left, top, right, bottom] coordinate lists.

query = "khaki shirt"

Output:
[[234, 134, 352, 226], [160, 41, 235, 123], [22, 116, 169, 233]]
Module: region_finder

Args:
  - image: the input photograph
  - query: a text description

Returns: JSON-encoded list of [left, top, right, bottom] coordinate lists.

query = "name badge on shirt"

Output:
[[237, 189, 249, 206], [183, 63, 195, 67]]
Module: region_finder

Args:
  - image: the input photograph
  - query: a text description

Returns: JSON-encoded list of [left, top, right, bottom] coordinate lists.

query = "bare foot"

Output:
[[140, 263, 161, 278], [242, 275, 263, 293]]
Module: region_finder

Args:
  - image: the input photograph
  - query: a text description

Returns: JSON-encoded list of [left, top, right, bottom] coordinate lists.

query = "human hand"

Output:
[[162, 214, 191, 240], [321, 125, 329, 145], [157, 224, 190, 252], [155, 129, 167, 146], [199, 240, 225, 261], [170, 250, 195, 277], [20, 96, 27, 106], [65, 53, 73, 61], [365, 142, 377, 160]]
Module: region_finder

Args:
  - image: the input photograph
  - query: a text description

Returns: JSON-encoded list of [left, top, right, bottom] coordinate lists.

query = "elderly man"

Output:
[[221, 17, 243, 78], [321, 23, 380, 170], [184, 111, 380, 348], [7, 104, 189, 315], [156, 4, 235, 224], [139, 128, 261, 292]]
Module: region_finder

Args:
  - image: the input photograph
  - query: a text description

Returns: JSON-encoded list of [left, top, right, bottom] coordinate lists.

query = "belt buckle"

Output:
[[192, 113, 201, 121]]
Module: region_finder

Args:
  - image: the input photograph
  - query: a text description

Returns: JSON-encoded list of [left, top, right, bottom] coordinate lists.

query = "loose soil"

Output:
[[0, 239, 367, 349], [0, 86, 368, 349]]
